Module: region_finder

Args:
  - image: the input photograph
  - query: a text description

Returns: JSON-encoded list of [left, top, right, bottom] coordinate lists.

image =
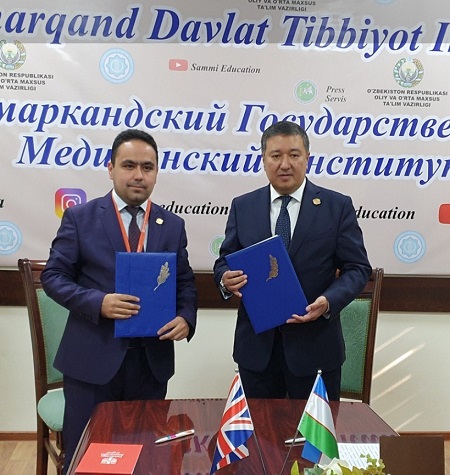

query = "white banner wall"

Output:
[[1, 0, 449, 273]]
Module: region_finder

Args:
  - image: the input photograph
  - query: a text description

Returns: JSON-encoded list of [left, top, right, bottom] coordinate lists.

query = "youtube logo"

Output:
[[169, 59, 188, 71], [439, 204, 450, 224]]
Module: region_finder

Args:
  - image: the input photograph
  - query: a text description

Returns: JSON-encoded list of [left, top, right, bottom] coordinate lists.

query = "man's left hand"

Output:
[[286, 295, 329, 323], [157, 316, 189, 340]]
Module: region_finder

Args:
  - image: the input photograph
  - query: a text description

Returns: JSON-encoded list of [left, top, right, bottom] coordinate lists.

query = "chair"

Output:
[[18, 258, 68, 475], [340, 267, 384, 404]]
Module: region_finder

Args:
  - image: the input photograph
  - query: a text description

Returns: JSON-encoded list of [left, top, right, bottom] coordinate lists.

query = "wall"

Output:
[[0, 307, 449, 433]]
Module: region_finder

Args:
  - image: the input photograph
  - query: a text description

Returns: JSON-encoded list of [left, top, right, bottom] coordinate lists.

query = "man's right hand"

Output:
[[101, 293, 140, 319], [221, 270, 248, 298]]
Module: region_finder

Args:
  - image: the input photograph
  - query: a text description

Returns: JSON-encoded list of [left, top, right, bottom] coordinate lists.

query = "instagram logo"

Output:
[[55, 188, 87, 218]]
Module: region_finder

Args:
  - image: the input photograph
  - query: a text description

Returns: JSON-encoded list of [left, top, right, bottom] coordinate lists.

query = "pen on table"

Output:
[[155, 429, 195, 444], [284, 436, 306, 445]]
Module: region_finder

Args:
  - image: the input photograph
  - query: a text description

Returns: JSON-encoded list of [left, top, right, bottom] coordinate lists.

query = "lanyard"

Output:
[[112, 196, 152, 253]]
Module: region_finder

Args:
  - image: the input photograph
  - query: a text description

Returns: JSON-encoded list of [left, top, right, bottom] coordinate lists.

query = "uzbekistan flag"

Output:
[[299, 372, 339, 465], [210, 373, 254, 474]]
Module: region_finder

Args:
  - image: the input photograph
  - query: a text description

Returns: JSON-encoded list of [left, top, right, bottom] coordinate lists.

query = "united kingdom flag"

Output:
[[210, 373, 254, 474]]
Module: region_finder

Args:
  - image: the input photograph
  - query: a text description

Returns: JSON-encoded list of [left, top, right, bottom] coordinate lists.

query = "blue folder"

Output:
[[225, 235, 308, 333], [114, 252, 176, 337]]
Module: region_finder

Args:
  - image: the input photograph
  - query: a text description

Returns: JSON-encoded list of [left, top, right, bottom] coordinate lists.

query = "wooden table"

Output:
[[68, 399, 397, 475]]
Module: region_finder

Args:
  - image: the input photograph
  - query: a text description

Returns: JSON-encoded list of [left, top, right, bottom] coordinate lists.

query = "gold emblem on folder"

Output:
[[313, 198, 321, 205], [154, 261, 170, 291], [266, 254, 279, 281]]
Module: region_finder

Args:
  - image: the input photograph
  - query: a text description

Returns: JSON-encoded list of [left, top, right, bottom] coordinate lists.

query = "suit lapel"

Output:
[[145, 203, 163, 251], [289, 180, 321, 256], [101, 192, 127, 252], [252, 186, 272, 242]]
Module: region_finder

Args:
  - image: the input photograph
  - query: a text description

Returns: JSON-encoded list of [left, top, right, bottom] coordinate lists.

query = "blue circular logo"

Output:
[[0, 221, 22, 255], [393, 231, 426, 263], [100, 49, 134, 84]]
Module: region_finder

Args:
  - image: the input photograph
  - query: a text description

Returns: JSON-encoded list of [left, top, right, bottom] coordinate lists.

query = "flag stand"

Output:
[[251, 428, 269, 475], [278, 370, 323, 475], [278, 433, 300, 475], [210, 372, 259, 475]]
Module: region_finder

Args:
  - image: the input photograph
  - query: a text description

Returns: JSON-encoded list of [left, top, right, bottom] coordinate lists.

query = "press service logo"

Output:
[[294, 80, 317, 104], [209, 235, 224, 258]]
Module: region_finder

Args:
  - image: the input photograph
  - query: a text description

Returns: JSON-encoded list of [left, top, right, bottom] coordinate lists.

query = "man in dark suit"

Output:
[[41, 129, 197, 472], [213, 121, 371, 401]]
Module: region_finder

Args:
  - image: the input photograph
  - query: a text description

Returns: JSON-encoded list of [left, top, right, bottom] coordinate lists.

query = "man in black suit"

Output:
[[41, 129, 197, 472], [214, 121, 371, 400]]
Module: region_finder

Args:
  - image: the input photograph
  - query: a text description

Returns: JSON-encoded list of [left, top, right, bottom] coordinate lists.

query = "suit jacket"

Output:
[[41, 191, 197, 385], [213, 180, 371, 377]]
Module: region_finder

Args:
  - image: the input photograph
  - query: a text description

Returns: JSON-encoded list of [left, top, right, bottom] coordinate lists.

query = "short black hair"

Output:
[[110, 129, 159, 165], [261, 121, 310, 154]]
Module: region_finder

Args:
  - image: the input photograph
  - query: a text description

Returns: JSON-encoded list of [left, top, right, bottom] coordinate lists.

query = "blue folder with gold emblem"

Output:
[[225, 235, 308, 334], [114, 252, 176, 337]]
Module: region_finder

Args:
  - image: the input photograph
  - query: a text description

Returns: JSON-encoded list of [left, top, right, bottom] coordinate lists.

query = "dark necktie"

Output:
[[275, 195, 292, 249], [125, 206, 141, 252]]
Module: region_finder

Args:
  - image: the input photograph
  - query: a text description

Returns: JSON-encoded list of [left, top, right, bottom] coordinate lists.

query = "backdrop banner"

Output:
[[1, 0, 449, 274]]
